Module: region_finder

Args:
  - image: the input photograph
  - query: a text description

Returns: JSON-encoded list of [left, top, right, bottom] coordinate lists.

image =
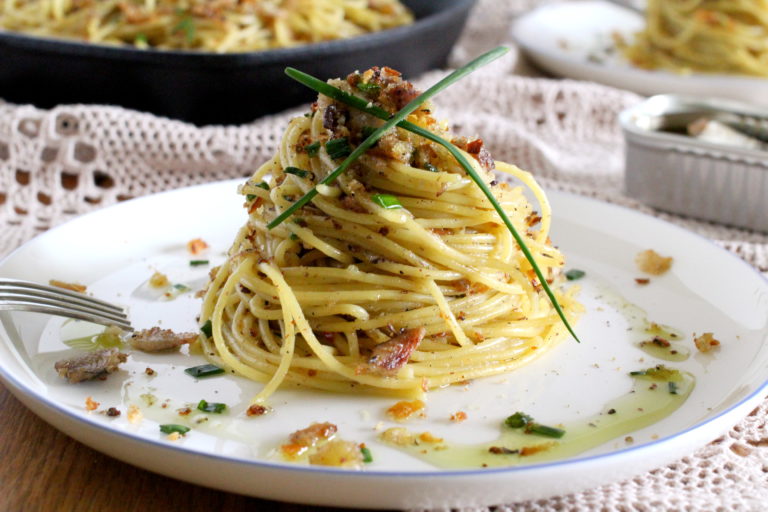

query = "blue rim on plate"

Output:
[[0, 179, 766, 508]]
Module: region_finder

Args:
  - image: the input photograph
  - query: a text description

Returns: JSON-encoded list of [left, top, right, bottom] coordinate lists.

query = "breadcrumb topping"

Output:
[[636, 249, 673, 275], [693, 332, 721, 353]]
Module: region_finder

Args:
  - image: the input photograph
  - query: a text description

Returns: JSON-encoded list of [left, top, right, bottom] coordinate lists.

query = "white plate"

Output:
[[511, 1, 768, 106], [0, 179, 766, 509]]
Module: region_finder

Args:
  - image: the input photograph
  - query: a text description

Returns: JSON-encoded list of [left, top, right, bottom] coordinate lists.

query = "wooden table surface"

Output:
[[0, 383, 370, 512]]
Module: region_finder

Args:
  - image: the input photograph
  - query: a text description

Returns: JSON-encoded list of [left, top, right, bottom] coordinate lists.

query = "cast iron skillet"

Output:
[[0, 0, 476, 125]]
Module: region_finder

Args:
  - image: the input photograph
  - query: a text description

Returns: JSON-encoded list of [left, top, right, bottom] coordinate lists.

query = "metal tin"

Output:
[[620, 94, 768, 233]]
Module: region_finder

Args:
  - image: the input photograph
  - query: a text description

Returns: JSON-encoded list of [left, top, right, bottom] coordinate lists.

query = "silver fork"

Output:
[[0, 279, 132, 331]]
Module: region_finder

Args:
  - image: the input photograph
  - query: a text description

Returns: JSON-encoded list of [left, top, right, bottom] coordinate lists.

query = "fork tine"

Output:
[[0, 293, 130, 323], [0, 279, 132, 331], [0, 287, 124, 317], [0, 301, 133, 331], [0, 279, 124, 315]]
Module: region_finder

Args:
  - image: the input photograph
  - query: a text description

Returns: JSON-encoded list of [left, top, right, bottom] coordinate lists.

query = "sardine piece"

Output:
[[54, 348, 127, 383], [128, 326, 197, 352]]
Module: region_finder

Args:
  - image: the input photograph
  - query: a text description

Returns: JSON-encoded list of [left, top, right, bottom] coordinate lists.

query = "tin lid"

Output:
[[620, 94, 768, 165]]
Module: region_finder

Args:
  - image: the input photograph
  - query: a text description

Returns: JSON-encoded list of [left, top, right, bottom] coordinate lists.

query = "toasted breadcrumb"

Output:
[[308, 439, 363, 468], [187, 238, 209, 255], [127, 405, 143, 424], [167, 432, 181, 441], [246, 404, 270, 417], [289, 422, 337, 447], [379, 427, 414, 446], [85, 396, 99, 411], [520, 442, 556, 456], [386, 399, 425, 421], [694, 332, 721, 353], [636, 250, 673, 275], [149, 271, 170, 288], [380, 427, 444, 447], [450, 411, 468, 423], [280, 443, 308, 459], [49, 279, 87, 293], [418, 432, 443, 444]]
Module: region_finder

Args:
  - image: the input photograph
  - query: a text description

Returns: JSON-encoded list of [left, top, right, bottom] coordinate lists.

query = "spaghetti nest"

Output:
[[0, 0, 412, 52], [619, 0, 768, 77], [200, 67, 581, 401]]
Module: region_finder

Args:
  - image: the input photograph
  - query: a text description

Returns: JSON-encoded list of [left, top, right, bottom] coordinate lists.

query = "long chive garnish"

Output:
[[266, 46, 508, 231], [280, 49, 579, 343]]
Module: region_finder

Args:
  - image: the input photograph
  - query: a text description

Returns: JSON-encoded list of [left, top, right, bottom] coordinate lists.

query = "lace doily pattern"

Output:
[[0, 101, 297, 255], [0, 0, 766, 509]]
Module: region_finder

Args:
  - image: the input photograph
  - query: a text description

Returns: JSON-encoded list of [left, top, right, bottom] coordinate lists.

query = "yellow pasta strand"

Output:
[[620, 0, 768, 77], [0, 0, 413, 52]]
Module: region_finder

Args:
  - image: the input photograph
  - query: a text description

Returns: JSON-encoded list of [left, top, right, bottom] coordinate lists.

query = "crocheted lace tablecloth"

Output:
[[0, 1, 766, 510]]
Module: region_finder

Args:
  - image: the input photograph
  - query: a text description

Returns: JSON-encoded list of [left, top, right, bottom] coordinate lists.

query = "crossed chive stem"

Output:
[[266, 46, 580, 343]]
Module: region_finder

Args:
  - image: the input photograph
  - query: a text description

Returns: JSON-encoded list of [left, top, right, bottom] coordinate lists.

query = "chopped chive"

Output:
[[256, 181, 270, 190], [200, 320, 213, 338], [424, 163, 439, 173], [246, 194, 257, 201], [278, 46, 580, 343], [284, 166, 310, 178], [135, 33, 148, 45], [360, 445, 373, 463], [668, 381, 678, 395], [506, 412, 565, 438], [289, 233, 299, 241], [197, 399, 227, 414], [190, 260, 209, 267], [527, 424, 566, 438], [505, 411, 533, 429], [325, 138, 352, 159], [305, 141, 321, 157], [371, 194, 402, 209], [185, 363, 224, 378], [173, 17, 196, 43], [173, 283, 190, 291], [565, 269, 586, 281], [356, 82, 381, 94], [160, 424, 190, 435], [629, 365, 682, 382]]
